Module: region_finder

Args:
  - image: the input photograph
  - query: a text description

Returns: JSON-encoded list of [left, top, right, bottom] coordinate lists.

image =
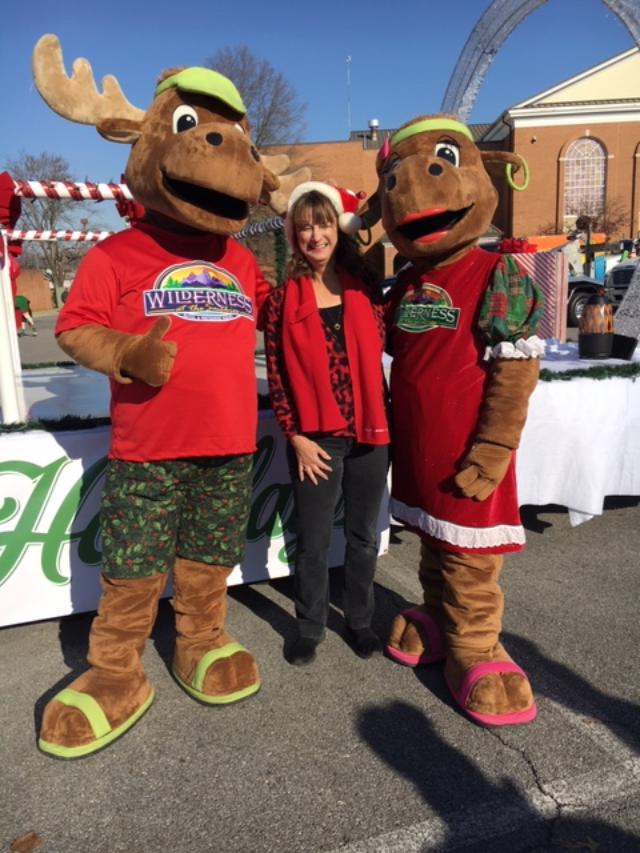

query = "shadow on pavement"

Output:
[[357, 698, 640, 851]]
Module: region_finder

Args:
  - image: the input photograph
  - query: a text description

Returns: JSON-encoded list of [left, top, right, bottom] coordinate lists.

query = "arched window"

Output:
[[564, 137, 607, 229]]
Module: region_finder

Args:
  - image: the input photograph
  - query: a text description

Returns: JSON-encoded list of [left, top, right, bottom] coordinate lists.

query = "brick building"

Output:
[[267, 48, 640, 274]]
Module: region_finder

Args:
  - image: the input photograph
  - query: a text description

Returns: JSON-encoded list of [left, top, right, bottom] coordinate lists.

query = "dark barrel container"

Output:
[[578, 289, 613, 359]]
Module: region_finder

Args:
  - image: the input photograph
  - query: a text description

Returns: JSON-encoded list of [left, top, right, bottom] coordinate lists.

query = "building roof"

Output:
[[482, 47, 640, 142]]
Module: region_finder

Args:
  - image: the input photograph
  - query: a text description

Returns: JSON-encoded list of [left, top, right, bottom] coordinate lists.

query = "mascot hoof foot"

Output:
[[38, 675, 154, 759], [173, 641, 260, 704], [446, 660, 537, 726], [386, 608, 446, 667]]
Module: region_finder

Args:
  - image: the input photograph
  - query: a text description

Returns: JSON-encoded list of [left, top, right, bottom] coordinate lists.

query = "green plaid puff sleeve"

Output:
[[477, 254, 545, 349]]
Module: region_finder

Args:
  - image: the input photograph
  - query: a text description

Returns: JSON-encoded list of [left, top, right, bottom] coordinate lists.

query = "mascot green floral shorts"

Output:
[[100, 455, 253, 578]]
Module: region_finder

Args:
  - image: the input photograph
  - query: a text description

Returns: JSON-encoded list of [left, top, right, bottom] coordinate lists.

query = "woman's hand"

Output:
[[290, 435, 332, 485]]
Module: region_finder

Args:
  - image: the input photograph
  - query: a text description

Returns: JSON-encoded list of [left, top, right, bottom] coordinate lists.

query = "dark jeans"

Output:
[[288, 436, 389, 640]]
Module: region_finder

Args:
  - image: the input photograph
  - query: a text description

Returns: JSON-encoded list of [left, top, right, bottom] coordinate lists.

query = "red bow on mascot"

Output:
[[374, 115, 545, 726], [31, 35, 306, 758]]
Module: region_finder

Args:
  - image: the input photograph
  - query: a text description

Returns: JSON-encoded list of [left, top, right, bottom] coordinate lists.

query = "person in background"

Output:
[[15, 293, 37, 336], [560, 233, 583, 276], [264, 182, 390, 666]]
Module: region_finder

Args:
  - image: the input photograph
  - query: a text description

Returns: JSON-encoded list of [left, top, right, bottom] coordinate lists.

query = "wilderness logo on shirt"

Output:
[[144, 261, 253, 322], [395, 282, 460, 333]]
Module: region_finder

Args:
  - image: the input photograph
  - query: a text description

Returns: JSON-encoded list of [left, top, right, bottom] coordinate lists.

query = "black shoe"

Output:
[[285, 636, 318, 666], [348, 627, 383, 659]]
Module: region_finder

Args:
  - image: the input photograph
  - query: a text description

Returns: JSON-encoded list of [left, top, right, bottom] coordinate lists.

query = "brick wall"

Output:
[[511, 121, 640, 239]]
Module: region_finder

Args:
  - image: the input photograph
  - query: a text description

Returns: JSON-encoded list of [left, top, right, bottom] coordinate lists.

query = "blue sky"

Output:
[[3, 0, 635, 229]]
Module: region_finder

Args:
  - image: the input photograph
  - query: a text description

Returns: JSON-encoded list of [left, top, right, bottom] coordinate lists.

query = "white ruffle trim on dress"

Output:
[[483, 334, 546, 361], [390, 498, 526, 549]]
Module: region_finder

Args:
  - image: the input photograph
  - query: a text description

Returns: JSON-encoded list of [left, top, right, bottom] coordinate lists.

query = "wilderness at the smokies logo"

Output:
[[395, 281, 460, 333], [144, 261, 253, 322]]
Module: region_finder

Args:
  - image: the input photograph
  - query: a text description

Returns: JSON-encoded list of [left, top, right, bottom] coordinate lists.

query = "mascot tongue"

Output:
[[398, 206, 472, 244]]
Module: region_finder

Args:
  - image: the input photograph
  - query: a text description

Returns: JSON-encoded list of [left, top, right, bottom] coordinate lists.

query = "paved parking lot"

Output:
[[2, 310, 639, 852]]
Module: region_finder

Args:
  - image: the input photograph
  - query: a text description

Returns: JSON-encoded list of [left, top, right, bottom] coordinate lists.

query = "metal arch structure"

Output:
[[441, 0, 640, 122]]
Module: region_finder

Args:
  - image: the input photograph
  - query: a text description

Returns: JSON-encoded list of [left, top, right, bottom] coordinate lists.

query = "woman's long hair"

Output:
[[285, 190, 375, 287]]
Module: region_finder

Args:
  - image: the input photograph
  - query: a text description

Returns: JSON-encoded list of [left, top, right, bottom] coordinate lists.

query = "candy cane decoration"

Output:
[[6, 178, 284, 241], [3, 229, 112, 242], [12, 179, 133, 203]]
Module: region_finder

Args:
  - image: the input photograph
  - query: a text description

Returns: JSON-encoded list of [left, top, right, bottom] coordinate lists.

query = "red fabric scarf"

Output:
[[281, 273, 389, 445]]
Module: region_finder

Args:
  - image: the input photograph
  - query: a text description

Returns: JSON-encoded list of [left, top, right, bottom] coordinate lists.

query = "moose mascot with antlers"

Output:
[[377, 115, 545, 726], [32, 35, 306, 758]]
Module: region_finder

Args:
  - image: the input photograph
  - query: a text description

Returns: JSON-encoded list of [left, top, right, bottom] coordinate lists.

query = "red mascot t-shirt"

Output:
[[56, 222, 271, 461]]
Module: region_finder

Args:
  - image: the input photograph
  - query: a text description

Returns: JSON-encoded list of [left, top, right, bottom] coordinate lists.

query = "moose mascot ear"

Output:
[[481, 150, 530, 192], [358, 193, 382, 231], [97, 118, 143, 144]]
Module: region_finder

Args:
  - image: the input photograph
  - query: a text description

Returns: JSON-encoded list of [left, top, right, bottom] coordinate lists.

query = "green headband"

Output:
[[391, 118, 473, 147], [155, 67, 246, 116]]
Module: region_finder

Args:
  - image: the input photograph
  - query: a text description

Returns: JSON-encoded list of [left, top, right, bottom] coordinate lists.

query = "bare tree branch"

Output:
[[205, 45, 306, 148], [5, 151, 108, 306]]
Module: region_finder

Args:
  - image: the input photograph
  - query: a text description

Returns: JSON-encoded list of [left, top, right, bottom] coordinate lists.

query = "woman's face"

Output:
[[295, 214, 339, 271]]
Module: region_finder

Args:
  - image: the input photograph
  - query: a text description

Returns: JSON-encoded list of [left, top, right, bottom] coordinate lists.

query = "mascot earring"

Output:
[[481, 151, 530, 191]]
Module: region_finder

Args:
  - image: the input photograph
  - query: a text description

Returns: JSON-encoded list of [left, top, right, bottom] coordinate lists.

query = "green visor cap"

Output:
[[391, 118, 473, 148], [155, 67, 246, 116]]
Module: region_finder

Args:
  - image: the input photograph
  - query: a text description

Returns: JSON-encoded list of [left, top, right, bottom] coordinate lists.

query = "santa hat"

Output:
[[285, 181, 365, 246]]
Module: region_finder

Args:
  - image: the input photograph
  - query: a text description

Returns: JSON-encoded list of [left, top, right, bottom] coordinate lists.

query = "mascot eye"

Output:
[[435, 141, 460, 166], [172, 106, 199, 134], [234, 123, 246, 134]]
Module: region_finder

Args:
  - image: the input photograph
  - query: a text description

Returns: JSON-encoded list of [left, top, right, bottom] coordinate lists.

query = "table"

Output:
[[517, 342, 640, 524]]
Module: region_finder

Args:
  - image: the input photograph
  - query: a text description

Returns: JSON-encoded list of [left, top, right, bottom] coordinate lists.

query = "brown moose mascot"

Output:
[[32, 35, 303, 758], [378, 115, 545, 726]]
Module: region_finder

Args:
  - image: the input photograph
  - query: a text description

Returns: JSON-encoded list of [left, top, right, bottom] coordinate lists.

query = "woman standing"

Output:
[[265, 182, 390, 665]]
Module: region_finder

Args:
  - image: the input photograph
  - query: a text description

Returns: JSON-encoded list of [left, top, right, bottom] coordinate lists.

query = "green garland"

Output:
[[21, 361, 76, 369], [274, 227, 288, 285], [539, 362, 640, 382], [1, 415, 111, 434], [6, 362, 637, 434]]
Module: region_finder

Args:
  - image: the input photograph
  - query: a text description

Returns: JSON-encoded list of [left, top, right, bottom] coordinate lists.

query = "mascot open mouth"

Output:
[[397, 205, 472, 243], [163, 175, 249, 220]]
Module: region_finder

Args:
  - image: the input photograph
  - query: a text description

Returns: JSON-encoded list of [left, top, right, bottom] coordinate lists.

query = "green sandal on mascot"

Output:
[[371, 115, 545, 726], [32, 35, 306, 758]]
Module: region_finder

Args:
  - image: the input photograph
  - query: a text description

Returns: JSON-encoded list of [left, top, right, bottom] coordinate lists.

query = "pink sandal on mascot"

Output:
[[31, 35, 307, 758], [368, 115, 545, 726]]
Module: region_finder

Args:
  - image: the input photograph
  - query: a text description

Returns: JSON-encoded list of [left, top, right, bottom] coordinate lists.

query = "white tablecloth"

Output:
[[9, 346, 640, 528], [517, 342, 640, 524]]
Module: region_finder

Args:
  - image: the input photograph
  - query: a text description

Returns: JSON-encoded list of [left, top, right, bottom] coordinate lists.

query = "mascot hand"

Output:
[[121, 317, 177, 387], [454, 441, 512, 501]]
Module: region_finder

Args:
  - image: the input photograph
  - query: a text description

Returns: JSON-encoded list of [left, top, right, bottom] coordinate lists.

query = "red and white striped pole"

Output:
[[4, 230, 112, 242], [12, 179, 133, 203]]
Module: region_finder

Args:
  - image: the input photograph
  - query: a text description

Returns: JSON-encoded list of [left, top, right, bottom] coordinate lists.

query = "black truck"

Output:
[[568, 258, 639, 326]]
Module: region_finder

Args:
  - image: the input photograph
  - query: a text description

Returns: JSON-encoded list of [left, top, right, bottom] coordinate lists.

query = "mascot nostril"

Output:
[[380, 113, 545, 729], [206, 132, 223, 146]]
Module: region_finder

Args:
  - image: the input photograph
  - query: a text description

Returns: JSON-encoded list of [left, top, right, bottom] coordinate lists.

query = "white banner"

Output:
[[0, 413, 390, 627]]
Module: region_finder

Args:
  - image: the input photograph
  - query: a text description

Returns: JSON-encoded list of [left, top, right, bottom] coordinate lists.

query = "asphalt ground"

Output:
[[3, 313, 639, 853]]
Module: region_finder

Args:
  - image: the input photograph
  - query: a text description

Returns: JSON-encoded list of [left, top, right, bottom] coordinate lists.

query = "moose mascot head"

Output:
[[32, 35, 307, 758], [378, 113, 545, 727]]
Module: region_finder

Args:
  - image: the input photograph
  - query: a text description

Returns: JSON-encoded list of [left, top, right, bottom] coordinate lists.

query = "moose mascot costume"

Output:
[[377, 115, 544, 726], [32, 35, 303, 758]]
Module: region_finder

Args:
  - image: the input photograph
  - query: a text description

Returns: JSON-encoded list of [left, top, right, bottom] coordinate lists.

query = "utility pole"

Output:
[[346, 55, 352, 136]]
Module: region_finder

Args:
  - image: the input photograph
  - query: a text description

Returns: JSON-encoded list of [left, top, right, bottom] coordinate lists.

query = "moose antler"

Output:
[[32, 34, 145, 126], [261, 154, 312, 215]]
